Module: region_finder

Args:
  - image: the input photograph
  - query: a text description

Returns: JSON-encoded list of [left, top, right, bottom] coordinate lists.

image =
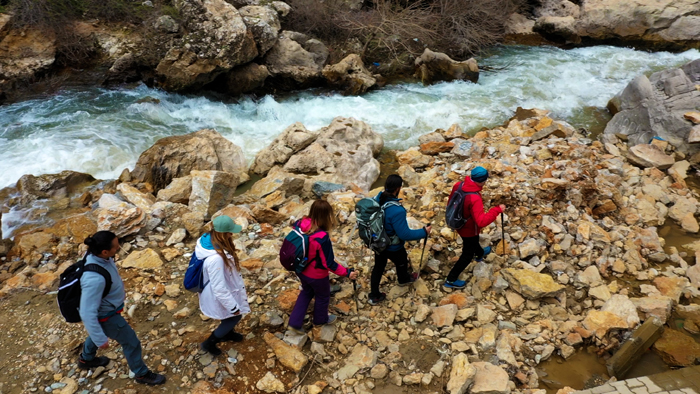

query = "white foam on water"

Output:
[[0, 45, 697, 189]]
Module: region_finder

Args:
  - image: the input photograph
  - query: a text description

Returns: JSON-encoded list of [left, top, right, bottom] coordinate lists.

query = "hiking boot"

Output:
[[368, 292, 387, 305], [287, 325, 306, 335], [78, 356, 110, 370], [326, 315, 337, 325], [398, 272, 419, 287], [221, 330, 244, 343], [443, 279, 467, 289], [475, 246, 492, 262], [200, 333, 222, 356], [135, 371, 166, 386]]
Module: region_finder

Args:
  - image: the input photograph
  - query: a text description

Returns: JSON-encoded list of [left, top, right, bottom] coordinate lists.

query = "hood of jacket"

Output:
[[461, 177, 484, 193], [195, 233, 219, 260], [295, 217, 313, 233]]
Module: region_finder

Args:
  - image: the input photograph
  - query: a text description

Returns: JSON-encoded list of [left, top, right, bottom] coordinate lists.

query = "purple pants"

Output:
[[288, 274, 331, 328]]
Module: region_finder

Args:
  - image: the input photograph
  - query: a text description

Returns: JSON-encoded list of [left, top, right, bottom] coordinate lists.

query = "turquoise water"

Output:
[[0, 45, 698, 189]]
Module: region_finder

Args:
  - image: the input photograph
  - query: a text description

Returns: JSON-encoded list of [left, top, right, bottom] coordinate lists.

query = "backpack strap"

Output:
[[380, 201, 403, 244], [84, 264, 112, 299]]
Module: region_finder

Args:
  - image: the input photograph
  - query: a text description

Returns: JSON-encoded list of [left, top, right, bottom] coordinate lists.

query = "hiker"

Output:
[[78, 231, 166, 385], [443, 166, 505, 289], [368, 174, 431, 305], [288, 200, 357, 334], [196, 215, 250, 356]]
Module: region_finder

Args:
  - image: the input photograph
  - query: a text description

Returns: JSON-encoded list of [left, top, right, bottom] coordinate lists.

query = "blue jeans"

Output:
[[81, 314, 149, 377]]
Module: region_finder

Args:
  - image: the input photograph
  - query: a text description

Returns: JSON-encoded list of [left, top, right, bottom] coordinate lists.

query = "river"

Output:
[[0, 45, 698, 190]]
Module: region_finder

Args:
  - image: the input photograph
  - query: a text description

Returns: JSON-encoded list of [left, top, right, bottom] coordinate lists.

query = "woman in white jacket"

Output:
[[196, 215, 251, 356]]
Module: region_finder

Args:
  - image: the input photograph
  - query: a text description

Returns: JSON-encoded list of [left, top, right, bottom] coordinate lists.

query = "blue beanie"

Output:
[[470, 166, 489, 183]]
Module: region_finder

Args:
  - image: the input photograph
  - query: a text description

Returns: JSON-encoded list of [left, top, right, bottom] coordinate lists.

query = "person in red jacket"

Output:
[[444, 166, 505, 289]]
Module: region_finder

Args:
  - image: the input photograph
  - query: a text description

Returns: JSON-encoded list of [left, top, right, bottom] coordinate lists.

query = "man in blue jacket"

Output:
[[79, 231, 165, 386], [369, 174, 432, 305]]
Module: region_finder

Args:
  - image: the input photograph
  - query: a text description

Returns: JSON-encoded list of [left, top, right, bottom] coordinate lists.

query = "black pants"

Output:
[[447, 236, 484, 282], [213, 315, 242, 339], [371, 248, 411, 298]]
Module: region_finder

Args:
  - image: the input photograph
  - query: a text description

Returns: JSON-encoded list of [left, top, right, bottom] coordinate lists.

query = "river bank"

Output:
[[0, 101, 699, 394]]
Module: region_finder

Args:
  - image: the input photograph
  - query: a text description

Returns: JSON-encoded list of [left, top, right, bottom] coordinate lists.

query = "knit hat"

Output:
[[470, 166, 489, 183], [212, 215, 242, 234]]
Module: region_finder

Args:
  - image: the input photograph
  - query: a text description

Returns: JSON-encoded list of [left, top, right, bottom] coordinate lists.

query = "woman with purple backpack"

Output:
[[287, 200, 358, 334]]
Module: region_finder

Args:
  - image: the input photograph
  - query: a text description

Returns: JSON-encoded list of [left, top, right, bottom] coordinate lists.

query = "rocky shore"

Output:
[[1, 95, 700, 394]]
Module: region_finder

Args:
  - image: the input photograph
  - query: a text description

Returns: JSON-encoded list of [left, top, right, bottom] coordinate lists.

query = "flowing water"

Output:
[[0, 45, 698, 190]]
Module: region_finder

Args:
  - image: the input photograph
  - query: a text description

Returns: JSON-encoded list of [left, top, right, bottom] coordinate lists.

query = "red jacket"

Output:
[[449, 178, 503, 238]]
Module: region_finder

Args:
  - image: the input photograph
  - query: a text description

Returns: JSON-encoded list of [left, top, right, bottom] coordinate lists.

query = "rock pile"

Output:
[[0, 108, 699, 393]]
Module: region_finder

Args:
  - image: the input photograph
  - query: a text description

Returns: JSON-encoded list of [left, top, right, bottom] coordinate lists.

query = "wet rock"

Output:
[[322, 54, 376, 95], [601, 294, 640, 328], [415, 48, 479, 85], [120, 249, 164, 270], [582, 310, 628, 339], [431, 304, 458, 327], [156, 0, 257, 91], [653, 328, 700, 367], [189, 170, 240, 221], [223, 62, 269, 95], [131, 129, 248, 192], [471, 362, 511, 394], [263, 332, 308, 373], [502, 268, 565, 299], [264, 31, 328, 88], [446, 353, 476, 394], [256, 371, 285, 393]]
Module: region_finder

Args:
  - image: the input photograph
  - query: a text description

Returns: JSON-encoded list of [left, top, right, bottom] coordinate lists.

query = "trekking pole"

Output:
[[501, 212, 506, 255], [352, 277, 360, 313], [419, 229, 428, 271]]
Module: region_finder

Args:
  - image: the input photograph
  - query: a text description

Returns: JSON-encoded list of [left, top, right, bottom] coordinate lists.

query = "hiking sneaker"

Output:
[[200, 333, 222, 356], [326, 315, 337, 325], [78, 356, 109, 370], [221, 330, 244, 342], [287, 325, 306, 335], [443, 279, 467, 289], [398, 272, 419, 287], [135, 371, 166, 386], [368, 292, 387, 305], [475, 246, 492, 262]]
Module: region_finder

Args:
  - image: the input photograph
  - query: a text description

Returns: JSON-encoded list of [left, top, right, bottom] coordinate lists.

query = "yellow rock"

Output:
[[582, 310, 628, 339], [120, 248, 164, 270], [501, 268, 565, 300]]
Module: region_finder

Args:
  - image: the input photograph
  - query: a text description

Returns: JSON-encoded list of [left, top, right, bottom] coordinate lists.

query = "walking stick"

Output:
[[501, 212, 506, 255], [352, 278, 360, 313], [419, 231, 428, 270]]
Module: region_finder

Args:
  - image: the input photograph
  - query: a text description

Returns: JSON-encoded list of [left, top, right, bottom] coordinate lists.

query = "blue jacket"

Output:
[[79, 254, 126, 346], [375, 191, 428, 251]]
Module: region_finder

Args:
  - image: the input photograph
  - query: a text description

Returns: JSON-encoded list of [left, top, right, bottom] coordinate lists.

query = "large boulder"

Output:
[[604, 59, 700, 155], [414, 48, 479, 85], [239, 6, 281, 56], [263, 31, 329, 89], [627, 144, 675, 169], [533, 16, 581, 44], [155, 0, 258, 91], [222, 62, 269, 95], [189, 170, 240, 221], [0, 27, 56, 82], [251, 122, 320, 175], [131, 129, 248, 192], [95, 195, 148, 238], [322, 54, 377, 95], [14, 171, 97, 204]]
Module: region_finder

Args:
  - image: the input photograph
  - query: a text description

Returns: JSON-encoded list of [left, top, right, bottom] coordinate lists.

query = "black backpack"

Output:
[[57, 256, 112, 323], [445, 182, 477, 230], [355, 198, 401, 253]]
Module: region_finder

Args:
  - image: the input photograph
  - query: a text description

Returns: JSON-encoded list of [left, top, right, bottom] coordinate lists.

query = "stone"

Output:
[[131, 129, 248, 192], [337, 344, 377, 380], [316, 324, 337, 343], [439, 293, 471, 309], [685, 112, 700, 124], [501, 268, 565, 299], [283, 331, 308, 348], [653, 329, 700, 367], [582, 310, 628, 339], [431, 360, 446, 377], [669, 196, 698, 222], [631, 296, 674, 323], [505, 291, 525, 310], [577, 266, 602, 287], [0, 27, 56, 83], [653, 276, 689, 302], [689, 125, 700, 143], [403, 373, 424, 385], [164, 284, 181, 298], [322, 54, 376, 95], [32, 272, 58, 291], [263, 332, 308, 373], [415, 304, 431, 322], [173, 307, 191, 319], [189, 171, 240, 221], [250, 123, 320, 175], [371, 363, 389, 379], [264, 30, 328, 88], [156, 176, 192, 204], [224, 62, 270, 95], [681, 213, 700, 233], [156, 0, 257, 91], [396, 147, 432, 168], [589, 285, 612, 301], [415, 48, 479, 85], [96, 199, 148, 238], [518, 238, 541, 259], [14, 232, 56, 257], [239, 5, 281, 56], [446, 353, 476, 394], [312, 181, 345, 198], [44, 213, 97, 243], [470, 362, 511, 394], [166, 228, 187, 246], [477, 305, 497, 324], [120, 248, 164, 270], [155, 15, 179, 33], [256, 371, 285, 393], [431, 304, 458, 327], [601, 295, 640, 328], [420, 141, 455, 155], [57, 377, 78, 394], [116, 183, 155, 212]]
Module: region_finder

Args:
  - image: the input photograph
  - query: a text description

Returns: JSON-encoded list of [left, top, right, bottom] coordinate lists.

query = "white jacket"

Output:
[[196, 238, 251, 320]]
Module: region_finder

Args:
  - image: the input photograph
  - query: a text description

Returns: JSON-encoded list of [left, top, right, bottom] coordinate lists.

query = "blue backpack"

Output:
[[183, 252, 209, 293]]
